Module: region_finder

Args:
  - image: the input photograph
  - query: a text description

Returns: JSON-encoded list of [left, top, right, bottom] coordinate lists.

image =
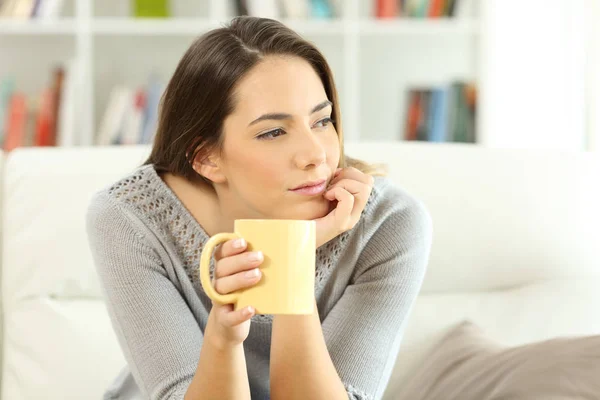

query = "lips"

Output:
[[290, 179, 328, 196], [291, 179, 327, 191]]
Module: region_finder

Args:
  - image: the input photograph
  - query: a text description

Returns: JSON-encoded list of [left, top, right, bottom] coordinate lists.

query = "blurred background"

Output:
[[0, 0, 598, 152]]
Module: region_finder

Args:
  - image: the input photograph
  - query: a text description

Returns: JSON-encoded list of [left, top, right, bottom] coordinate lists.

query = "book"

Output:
[[329, 0, 343, 18], [0, 77, 15, 147], [416, 0, 430, 18], [139, 74, 164, 144], [465, 82, 477, 142], [56, 59, 80, 146], [405, 0, 422, 17], [450, 82, 467, 142], [310, 0, 333, 19], [97, 86, 133, 146], [234, 0, 249, 16], [403, 81, 477, 143], [132, 0, 170, 18], [121, 89, 146, 145], [30, 0, 41, 16], [375, 0, 399, 18], [34, 87, 55, 146], [445, 0, 458, 16], [3, 92, 27, 152], [36, 0, 64, 19], [428, 0, 445, 18], [404, 89, 421, 140], [415, 90, 431, 141], [429, 87, 449, 142]]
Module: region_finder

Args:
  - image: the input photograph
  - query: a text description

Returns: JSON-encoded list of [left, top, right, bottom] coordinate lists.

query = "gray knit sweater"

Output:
[[85, 164, 432, 400]]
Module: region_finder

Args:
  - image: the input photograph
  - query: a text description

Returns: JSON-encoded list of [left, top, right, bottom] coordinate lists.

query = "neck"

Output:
[[160, 172, 234, 236]]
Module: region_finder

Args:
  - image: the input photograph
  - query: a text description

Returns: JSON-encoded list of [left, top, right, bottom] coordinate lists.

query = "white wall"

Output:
[[586, 0, 600, 152], [479, 0, 587, 150]]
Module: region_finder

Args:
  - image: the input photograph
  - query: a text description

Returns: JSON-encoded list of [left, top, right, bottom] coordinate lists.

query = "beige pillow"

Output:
[[398, 321, 600, 400]]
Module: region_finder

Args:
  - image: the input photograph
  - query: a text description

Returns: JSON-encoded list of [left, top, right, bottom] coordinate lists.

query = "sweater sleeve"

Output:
[[86, 192, 202, 400], [321, 190, 433, 400]]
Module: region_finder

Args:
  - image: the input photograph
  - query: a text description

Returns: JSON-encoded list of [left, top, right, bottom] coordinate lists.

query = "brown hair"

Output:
[[143, 16, 385, 181]]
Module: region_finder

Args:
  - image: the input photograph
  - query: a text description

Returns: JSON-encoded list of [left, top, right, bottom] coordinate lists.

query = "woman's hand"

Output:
[[315, 167, 374, 248], [206, 238, 263, 349]]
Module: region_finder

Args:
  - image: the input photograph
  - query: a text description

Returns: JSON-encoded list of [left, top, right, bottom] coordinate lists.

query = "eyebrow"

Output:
[[247, 100, 333, 127]]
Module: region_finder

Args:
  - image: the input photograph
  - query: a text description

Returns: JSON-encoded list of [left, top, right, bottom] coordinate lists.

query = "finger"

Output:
[[214, 268, 262, 294], [328, 167, 374, 188], [326, 178, 364, 195], [324, 186, 354, 228], [215, 251, 264, 279], [326, 178, 371, 209], [214, 238, 247, 261], [219, 304, 255, 327]]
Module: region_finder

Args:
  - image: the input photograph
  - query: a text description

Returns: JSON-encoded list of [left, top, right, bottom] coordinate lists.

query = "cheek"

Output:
[[233, 151, 284, 188]]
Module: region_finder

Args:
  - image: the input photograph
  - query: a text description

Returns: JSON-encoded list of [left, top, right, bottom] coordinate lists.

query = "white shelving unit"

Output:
[[5, 0, 592, 152], [0, 0, 484, 147]]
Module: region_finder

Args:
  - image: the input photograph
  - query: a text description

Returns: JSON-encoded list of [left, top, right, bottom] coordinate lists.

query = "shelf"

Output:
[[92, 18, 346, 36], [0, 17, 477, 37], [0, 18, 77, 34], [279, 19, 345, 36], [358, 18, 479, 36], [92, 18, 220, 35]]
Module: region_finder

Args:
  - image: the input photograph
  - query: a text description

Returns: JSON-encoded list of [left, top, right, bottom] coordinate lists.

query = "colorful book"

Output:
[[140, 74, 164, 144], [416, 0, 430, 18], [310, 0, 332, 19], [4, 92, 27, 152], [376, 0, 399, 18], [465, 83, 477, 142], [429, 87, 449, 142], [0, 77, 15, 147], [445, 0, 458, 16], [97, 86, 133, 146], [404, 89, 421, 140], [428, 0, 445, 18], [416, 90, 431, 141], [34, 87, 55, 146], [132, 0, 170, 18], [121, 89, 146, 145]]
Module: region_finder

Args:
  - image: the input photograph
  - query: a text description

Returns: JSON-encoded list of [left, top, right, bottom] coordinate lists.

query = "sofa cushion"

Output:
[[1, 146, 151, 399], [345, 142, 600, 294], [397, 320, 600, 400], [383, 278, 600, 398]]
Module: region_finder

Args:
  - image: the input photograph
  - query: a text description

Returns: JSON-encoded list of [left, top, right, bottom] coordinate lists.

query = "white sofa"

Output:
[[1, 142, 599, 399]]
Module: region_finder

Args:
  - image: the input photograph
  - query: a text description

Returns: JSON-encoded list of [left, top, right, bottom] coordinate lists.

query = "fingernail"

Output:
[[244, 268, 260, 278], [247, 251, 263, 262], [233, 238, 246, 249], [244, 306, 255, 316]]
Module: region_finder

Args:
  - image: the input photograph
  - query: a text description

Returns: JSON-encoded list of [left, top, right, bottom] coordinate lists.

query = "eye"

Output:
[[257, 128, 286, 141], [314, 117, 334, 129]]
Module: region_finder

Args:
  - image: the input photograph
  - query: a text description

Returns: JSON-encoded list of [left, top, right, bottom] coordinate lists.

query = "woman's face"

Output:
[[216, 55, 340, 220]]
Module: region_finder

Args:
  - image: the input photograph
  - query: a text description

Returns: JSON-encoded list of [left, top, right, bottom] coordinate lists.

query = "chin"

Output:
[[277, 198, 331, 221]]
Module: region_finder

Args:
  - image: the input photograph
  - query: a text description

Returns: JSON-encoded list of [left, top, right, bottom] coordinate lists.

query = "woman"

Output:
[[86, 16, 432, 400]]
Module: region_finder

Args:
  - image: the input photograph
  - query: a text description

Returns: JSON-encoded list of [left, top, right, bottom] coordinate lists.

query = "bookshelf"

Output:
[[0, 0, 484, 148], [4, 0, 589, 151], [0, 18, 77, 33]]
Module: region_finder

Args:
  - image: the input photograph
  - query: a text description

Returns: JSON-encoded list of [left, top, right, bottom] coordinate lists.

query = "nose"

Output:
[[293, 126, 327, 169]]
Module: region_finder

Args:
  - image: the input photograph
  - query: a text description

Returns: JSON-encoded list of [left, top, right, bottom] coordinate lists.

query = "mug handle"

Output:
[[199, 232, 242, 305]]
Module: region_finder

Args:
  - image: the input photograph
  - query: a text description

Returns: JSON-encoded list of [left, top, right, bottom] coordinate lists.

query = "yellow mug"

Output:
[[199, 219, 316, 315]]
